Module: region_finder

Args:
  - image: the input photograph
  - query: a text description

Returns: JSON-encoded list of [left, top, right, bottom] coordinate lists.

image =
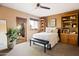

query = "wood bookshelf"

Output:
[[61, 14, 78, 46], [39, 17, 47, 32], [61, 15, 78, 34]]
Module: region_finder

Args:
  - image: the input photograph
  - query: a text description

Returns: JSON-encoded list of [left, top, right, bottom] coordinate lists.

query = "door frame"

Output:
[[16, 17, 27, 43]]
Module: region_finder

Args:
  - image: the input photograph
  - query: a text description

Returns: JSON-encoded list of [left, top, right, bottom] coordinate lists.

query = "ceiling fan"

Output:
[[36, 3, 50, 10]]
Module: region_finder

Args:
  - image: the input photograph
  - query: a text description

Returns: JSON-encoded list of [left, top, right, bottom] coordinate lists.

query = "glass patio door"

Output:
[[0, 20, 7, 50]]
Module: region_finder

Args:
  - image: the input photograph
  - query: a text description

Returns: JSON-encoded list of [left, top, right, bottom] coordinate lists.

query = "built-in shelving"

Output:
[[61, 14, 78, 46], [39, 17, 47, 32], [61, 15, 78, 34]]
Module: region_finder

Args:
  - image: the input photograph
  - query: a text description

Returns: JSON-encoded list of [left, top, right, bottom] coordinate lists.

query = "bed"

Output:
[[32, 27, 59, 48]]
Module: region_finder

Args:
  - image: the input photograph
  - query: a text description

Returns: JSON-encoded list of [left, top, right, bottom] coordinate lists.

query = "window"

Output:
[[29, 18, 39, 29]]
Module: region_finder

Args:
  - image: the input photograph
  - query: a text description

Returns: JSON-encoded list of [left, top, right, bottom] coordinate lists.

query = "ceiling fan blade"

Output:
[[40, 5, 50, 9], [36, 3, 50, 10]]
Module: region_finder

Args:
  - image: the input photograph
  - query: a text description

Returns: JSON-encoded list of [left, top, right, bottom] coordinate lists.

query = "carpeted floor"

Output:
[[0, 42, 79, 56]]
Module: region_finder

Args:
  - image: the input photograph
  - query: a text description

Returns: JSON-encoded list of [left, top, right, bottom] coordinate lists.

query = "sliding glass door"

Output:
[[0, 20, 7, 50]]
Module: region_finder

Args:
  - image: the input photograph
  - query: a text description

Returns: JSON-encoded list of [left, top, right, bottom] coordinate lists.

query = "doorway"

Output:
[[16, 17, 27, 44]]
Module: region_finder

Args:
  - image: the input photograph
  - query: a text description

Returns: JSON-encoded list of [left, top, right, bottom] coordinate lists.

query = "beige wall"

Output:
[[0, 6, 39, 40], [47, 10, 79, 28], [0, 6, 78, 40]]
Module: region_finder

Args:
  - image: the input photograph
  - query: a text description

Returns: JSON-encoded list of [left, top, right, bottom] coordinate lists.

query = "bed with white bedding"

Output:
[[32, 27, 59, 48]]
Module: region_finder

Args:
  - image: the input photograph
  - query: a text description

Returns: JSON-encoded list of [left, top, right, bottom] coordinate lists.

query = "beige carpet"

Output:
[[0, 42, 79, 56]]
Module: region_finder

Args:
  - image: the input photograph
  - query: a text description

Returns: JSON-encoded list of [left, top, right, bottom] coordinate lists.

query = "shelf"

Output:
[[63, 21, 72, 23], [61, 14, 78, 34], [40, 18, 46, 32]]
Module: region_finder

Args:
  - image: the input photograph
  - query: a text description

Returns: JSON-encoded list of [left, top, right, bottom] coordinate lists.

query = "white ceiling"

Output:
[[1, 3, 79, 17]]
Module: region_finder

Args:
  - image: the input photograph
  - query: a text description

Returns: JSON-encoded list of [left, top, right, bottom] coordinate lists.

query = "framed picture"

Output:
[[50, 18, 56, 27]]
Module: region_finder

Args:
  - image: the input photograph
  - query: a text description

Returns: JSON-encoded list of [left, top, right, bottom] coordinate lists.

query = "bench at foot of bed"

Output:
[[30, 38, 51, 53]]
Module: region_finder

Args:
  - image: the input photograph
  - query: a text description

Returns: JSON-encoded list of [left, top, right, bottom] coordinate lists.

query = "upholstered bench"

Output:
[[30, 38, 50, 53]]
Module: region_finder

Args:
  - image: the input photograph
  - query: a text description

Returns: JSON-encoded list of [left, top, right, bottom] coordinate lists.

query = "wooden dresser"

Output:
[[60, 33, 78, 46]]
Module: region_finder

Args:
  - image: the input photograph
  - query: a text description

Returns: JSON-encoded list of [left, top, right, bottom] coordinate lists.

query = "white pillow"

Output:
[[46, 27, 58, 33], [46, 27, 53, 33]]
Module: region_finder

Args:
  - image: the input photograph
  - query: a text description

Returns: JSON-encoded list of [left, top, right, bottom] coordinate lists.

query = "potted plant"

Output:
[[6, 28, 19, 49]]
